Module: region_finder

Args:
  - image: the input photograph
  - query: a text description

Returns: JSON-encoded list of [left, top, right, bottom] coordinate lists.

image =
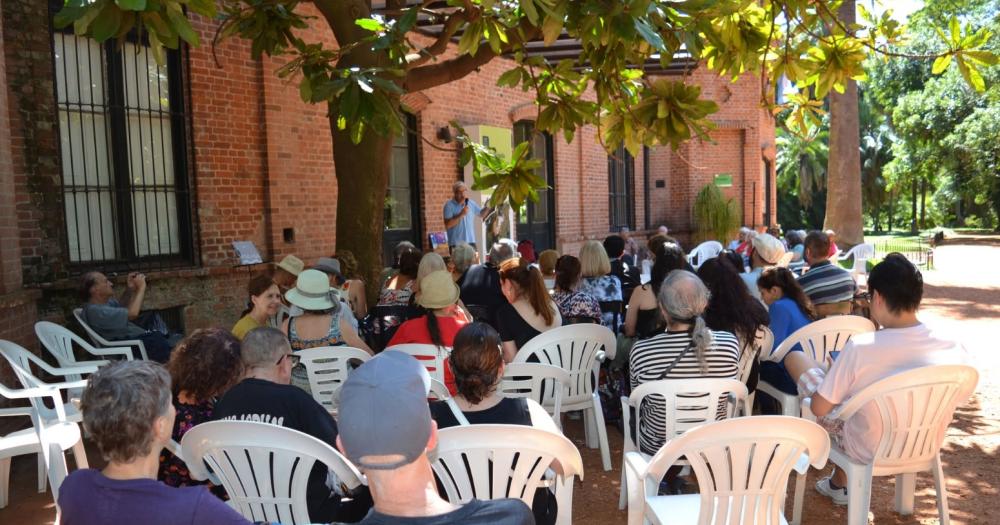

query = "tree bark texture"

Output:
[[824, 0, 864, 247]]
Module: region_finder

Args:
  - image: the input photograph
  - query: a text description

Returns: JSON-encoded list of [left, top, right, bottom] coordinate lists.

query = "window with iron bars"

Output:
[[51, 16, 194, 273], [608, 145, 635, 231]]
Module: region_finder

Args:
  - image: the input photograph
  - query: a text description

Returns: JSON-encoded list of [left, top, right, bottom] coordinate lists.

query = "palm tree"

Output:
[[777, 127, 829, 209]]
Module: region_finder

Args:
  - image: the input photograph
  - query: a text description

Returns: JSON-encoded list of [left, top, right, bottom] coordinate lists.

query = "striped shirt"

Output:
[[629, 330, 741, 455], [798, 260, 856, 305]]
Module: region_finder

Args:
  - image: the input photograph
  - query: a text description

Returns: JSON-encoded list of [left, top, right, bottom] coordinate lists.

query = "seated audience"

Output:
[[159, 329, 244, 497], [498, 257, 562, 362], [623, 241, 687, 339], [732, 227, 752, 254], [450, 243, 477, 287], [273, 254, 304, 296], [214, 327, 372, 522], [337, 351, 534, 524], [334, 250, 368, 320], [388, 270, 468, 393], [578, 240, 624, 330], [415, 252, 447, 291], [798, 230, 857, 317], [282, 269, 372, 354], [604, 235, 641, 299], [620, 227, 640, 267], [59, 361, 251, 524], [460, 240, 516, 328], [786, 230, 806, 263], [629, 270, 741, 455], [379, 240, 416, 290], [231, 274, 282, 340], [551, 255, 602, 324], [517, 239, 537, 263], [80, 271, 181, 363], [538, 249, 559, 289], [697, 257, 770, 353], [377, 247, 421, 307], [755, 266, 816, 396], [825, 229, 840, 257], [777, 254, 969, 504], [739, 233, 786, 301], [313, 257, 358, 331]]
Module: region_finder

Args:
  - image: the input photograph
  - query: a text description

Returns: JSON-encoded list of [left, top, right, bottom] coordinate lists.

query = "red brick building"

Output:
[[0, 3, 775, 355]]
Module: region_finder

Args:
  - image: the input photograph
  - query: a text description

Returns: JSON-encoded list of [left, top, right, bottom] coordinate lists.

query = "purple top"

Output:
[[59, 469, 251, 525]]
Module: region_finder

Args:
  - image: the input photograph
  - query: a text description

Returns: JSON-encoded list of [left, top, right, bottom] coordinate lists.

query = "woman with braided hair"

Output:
[[628, 270, 742, 455]]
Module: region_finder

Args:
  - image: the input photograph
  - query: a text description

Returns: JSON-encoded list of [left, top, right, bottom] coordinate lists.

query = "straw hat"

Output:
[[752, 233, 786, 265], [275, 254, 304, 276], [285, 269, 338, 311], [415, 270, 460, 309]]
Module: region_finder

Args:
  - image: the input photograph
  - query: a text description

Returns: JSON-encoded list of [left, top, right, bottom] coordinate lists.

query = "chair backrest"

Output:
[[625, 378, 748, 455], [689, 241, 724, 269], [641, 416, 830, 525], [385, 344, 450, 384], [0, 341, 69, 423], [738, 326, 773, 386], [499, 362, 570, 424], [833, 364, 977, 473], [771, 315, 875, 366], [432, 424, 584, 509], [513, 324, 615, 408], [72, 307, 147, 360], [428, 378, 451, 400], [35, 321, 88, 370], [180, 420, 364, 525], [842, 243, 875, 273], [295, 346, 371, 413]]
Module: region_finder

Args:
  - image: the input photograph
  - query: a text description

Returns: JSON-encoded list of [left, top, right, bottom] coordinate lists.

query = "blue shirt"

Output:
[[769, 297, 812, 353], [443, 198, 482, 245]]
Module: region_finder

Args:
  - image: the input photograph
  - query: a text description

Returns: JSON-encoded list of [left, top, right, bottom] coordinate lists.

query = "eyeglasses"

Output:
[[277, 353, 301, 367]]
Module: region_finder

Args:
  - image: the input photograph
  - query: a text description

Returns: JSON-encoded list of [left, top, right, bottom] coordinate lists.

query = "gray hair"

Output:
[[242, 327, 290, 368], [489, 239, 515, 264], [451, 244, 476, 274], [80, 361, 172, 463], [452, 181, 467, 192], [657, 270, 713, 373], [418, 252, 447, 281]]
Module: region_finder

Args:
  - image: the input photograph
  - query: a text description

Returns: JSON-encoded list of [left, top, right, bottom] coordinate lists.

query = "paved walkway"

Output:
[[2, 244, 998, 524]]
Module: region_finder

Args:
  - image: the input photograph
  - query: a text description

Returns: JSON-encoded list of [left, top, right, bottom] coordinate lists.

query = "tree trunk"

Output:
[[824, 0, 863, 247], [919, 177, 927, 229], [332, 122, 394, 307], [910, 178, 918, 233]]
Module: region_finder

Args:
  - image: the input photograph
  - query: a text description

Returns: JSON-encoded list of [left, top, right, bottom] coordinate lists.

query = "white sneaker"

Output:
[[815, 475, 849, 505]]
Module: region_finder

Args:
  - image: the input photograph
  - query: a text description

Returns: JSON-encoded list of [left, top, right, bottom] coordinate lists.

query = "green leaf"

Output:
[[520, 0, 539, 25], [54, 4, 88, 29], [541, 15, 562, 46], [355, 18, 384, 33], [931, 54, 951, 75], [299, 77, 312, 103], [188, 0, 217, 18], [949, 17, 960, 44], [497, 68, 522, 88], [634, 19, 666, 52], [165, 4, 199, 46], [115, 0, 146, 10], [91, 5, 122, 42]]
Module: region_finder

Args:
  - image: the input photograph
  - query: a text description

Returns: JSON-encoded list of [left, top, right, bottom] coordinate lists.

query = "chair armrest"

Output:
[[34, 358, 101, 378], [595, 350, 607, 362], [623, 451, 649, 486], [0, 406, 33, 418], [86, 346, 135, 360], [65, 359, 111, 369], [34, 378, 90, 392]]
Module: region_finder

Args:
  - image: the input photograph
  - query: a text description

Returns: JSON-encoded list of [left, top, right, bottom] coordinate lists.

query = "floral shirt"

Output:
[[552, 290, 602, 323], [376, 279, 414, 307], [158, 399, 228, 499]]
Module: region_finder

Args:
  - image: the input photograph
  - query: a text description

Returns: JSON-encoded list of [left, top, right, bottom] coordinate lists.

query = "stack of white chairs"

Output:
[[838, 243, 876, 287], [513, 324, 616, 471]]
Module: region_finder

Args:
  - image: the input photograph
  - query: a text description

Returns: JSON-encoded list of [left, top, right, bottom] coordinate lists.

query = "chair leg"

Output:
[[554, 476, 574, 525], [590, 395, 612, 471], [46, 444, 69, 504], [846, 464, 874, 525], [0, 457, 10, 508], [618, 460, 628, 510], [894, 473, 915, 515], [932, 455, 951, 525], [791, 470, 806, 525], [71, 438, 89, 469], [36, 453, 47, 493], [582, 408, 598, 449]]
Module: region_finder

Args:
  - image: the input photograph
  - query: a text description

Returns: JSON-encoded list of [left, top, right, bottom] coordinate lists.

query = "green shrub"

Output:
[[693, 184, 742, 244]]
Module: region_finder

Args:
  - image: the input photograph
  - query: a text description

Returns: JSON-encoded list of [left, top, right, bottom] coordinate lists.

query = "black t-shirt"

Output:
[[212, 378, 371, 523], [460, 264, 506, 308], [358, 498, 534, 525], [496, 303, 541, 350], [429, 397, 531, 429]]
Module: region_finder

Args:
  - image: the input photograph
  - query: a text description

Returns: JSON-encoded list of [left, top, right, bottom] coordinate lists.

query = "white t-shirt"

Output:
[[816, 323, 969, 463]]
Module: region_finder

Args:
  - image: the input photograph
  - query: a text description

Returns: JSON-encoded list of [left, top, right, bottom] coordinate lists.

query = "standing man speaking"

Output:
[[443, 181, 491, 250]]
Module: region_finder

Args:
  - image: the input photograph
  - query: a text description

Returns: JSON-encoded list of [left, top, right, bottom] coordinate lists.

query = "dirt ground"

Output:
[[1, 243, 998, 524]]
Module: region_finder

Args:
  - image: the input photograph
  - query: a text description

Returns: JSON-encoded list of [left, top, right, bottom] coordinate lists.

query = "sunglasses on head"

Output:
[[277, 353, 301, 367]]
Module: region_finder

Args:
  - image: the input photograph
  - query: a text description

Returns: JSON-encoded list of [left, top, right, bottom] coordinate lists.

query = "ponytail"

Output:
[[758, 267, 817, 320], [690, 315, 713, 374], [499, 257, 555, 326], [426, 309, 445, 349]]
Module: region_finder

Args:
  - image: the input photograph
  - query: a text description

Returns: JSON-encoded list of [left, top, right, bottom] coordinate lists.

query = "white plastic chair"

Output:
[[35, 321, 128, 399], [623, 416, 829, 525], [499, 362, 570, 429], [513, 324, 616, 471], [688, 241, 724, 270], [0, 340, 100, 425], [738, 327, 773, 416], [295, 346, 371, 414], [180, 420, 366, 525], [805, 365, 977, 525], [0, 341, 89, 509], [73, 307, 149, 360], [385, 343, 451, 384], [432, 424, 584, 525], [757, 315, 875, 417], [618, 378, 748, 510], [428, 378, 451, 400], [838, 243, 875, 287], [268, 303, 292, 328]]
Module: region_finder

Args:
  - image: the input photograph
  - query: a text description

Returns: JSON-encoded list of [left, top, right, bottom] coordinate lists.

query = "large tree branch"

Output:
[[313, 0, 375, 64], [406, 9, 476, 68]]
